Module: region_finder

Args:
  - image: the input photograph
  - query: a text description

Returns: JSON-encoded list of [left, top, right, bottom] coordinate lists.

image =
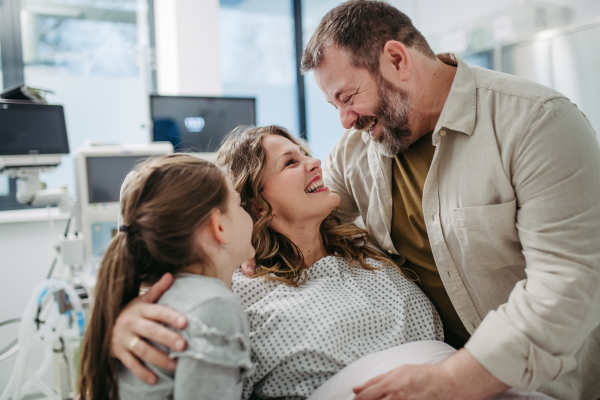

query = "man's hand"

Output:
[[353, 364, 457, 400], [241, 258, 256, 276], [352, 349, 510, 400], [111, 273, 188, 384]]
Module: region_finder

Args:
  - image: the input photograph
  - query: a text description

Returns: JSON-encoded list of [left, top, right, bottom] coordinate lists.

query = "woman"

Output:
[[109, 126, 443, 399], [217, 126, 443, 398], [79, 155, 255, 399]]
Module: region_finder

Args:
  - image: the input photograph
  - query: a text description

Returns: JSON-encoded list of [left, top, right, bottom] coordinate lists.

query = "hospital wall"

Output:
[[2, 0, 600, 394]]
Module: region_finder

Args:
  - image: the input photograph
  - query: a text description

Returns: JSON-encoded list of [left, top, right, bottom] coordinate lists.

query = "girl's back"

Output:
[[118, 273, 252, 399]]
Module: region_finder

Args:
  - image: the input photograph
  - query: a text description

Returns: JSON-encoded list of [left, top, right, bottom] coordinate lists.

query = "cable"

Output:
[[46, 215, 71, 279], [0, 340, 19, 361], [0, 319, 21, 360], [46, 255, 58, 280], [63, 215, 72, 237], [0, 318, 20, 328]]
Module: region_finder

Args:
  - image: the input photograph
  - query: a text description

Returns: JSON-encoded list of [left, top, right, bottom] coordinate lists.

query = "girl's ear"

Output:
[[206, 209, 227, 246], [249, 198, 266, 218]]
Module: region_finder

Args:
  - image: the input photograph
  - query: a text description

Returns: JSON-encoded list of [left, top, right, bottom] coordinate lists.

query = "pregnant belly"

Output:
[[307, 341, 553, 400]]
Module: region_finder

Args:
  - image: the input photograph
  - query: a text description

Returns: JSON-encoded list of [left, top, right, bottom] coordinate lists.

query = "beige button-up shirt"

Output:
[[323, 53, 600, 399]]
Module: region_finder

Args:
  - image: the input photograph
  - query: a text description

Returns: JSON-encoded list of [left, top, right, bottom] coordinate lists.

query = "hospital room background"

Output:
[[1, 0, 599, 397]]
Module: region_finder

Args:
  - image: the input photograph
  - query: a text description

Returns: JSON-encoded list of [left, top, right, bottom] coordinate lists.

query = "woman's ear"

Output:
[[249, 198, 267, 219]]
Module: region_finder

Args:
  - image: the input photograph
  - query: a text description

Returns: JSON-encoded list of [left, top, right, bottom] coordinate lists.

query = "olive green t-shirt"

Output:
[[390, 131, 471, 349]]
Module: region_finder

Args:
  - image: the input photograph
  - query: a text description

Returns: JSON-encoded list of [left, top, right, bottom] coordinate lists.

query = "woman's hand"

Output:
[[352, 349, 509, 400], [111, 273, 188, 384], [241, 258, 256, 276]]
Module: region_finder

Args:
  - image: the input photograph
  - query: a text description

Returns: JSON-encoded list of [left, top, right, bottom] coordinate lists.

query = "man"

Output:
[[111, 1, 600, 399], [299, 1, 600, 399]]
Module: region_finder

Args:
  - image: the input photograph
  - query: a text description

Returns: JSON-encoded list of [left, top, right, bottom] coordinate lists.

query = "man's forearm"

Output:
[[442, 348, 510, 400]]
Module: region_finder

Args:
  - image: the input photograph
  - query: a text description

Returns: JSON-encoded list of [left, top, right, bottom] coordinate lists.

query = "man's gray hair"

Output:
[[301, 0, 436, 75]]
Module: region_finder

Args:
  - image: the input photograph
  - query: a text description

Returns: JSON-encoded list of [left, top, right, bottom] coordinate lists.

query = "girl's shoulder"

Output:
[[158, 273, 237, 314], [164, 274, 253, 373]]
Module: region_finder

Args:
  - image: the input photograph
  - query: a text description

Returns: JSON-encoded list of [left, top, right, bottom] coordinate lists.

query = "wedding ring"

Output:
[[128, 336, 141, 352]]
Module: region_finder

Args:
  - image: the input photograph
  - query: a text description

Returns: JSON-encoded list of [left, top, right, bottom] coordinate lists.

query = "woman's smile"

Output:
[[305, 176, 328, 194]]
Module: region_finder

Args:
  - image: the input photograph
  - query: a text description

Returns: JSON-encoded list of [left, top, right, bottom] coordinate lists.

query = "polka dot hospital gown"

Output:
[[231, 256, 444, 400]]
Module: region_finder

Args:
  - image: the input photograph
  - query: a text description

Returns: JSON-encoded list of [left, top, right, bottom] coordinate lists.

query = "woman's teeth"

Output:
[[306, 179, 325, 193]]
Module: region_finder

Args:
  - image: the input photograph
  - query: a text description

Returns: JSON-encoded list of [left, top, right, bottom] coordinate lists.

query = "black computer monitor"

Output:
[[0, 101, 69, 156], [150, 95, 256, 152]]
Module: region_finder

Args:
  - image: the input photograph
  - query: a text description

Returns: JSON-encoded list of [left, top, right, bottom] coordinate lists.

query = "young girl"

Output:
[[79, 154, 255, 399]]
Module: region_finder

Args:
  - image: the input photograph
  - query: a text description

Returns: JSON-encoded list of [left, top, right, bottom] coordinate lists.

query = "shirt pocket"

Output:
[[452, 199, 524, 277]]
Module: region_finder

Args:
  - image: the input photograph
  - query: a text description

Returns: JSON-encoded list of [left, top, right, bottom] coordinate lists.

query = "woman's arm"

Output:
[[111, 273, 189, 384]]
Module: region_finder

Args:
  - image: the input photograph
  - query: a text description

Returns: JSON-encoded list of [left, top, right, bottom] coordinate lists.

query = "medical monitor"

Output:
[[150, 95, 256, 152], [86, 155, 149, 204], [75, 143, 174, 260], [0, 100, 69, 170]]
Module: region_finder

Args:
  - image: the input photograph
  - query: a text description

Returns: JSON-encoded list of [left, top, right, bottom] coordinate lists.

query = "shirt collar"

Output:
[[433, 52, 477, 137]]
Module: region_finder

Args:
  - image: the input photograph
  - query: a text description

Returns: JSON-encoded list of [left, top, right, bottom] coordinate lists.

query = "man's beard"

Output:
[[354, 75, 413, 157]]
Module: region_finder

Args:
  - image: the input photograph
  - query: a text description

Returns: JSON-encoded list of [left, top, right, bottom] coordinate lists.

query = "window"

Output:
[[0, 31, 6, 199], [0, 31, 3, 90], [20, 0, 152, 196], [301, 0, 346, 161], [219, 0, 300, 137]]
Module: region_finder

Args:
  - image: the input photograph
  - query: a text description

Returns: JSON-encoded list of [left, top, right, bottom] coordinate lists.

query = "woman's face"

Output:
[[260, 135, 340, 230]]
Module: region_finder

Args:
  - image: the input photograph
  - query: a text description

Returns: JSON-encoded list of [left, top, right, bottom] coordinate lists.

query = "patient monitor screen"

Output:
[[86, 156, 149, 204], [0, 103, 69, 155], [151, 95, 256, 152]]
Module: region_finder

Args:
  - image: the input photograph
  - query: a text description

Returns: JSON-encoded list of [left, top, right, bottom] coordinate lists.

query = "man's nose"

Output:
[[340, 107, 357, 130]]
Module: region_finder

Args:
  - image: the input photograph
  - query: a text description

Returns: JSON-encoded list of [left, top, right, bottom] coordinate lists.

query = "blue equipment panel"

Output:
[[91, 221, 118, 258]]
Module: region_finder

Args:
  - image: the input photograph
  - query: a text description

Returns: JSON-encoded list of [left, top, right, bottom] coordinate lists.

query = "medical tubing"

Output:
[[9, 294, 35, 400], [25, 363, 57, 400], [13, 281, 46, 400], [76, 311, 85, 336], [0, 340, 19, 361], [20, 344, 54, 397], [1, 329, 27, 400], [0, 318, 21, 360], [0, 279, 85, 400], [0, 318, 21, 328], [0, 349, 21, 400]]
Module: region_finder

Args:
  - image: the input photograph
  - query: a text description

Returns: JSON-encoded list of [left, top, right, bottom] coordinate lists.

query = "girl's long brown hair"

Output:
[[216, 125, 408, 287], [79, 155, 229, 400]]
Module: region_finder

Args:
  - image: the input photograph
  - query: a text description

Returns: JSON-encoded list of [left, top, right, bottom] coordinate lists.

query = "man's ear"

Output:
[[380, 40, 411, 82], [249, 198, 267, 219]]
